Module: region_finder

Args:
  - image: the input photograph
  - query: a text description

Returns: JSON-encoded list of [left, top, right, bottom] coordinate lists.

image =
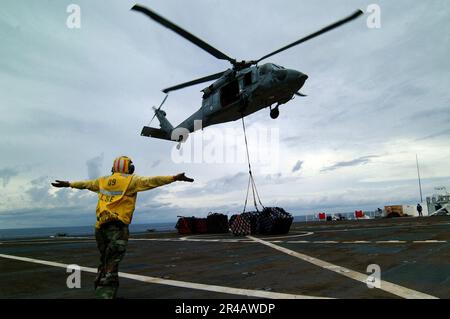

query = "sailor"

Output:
[[417, 203, 423, 217], [51, 156, 194, 299]]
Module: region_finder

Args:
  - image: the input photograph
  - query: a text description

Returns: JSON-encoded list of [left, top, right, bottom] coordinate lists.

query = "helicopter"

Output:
[[132, 4, 363, 144]]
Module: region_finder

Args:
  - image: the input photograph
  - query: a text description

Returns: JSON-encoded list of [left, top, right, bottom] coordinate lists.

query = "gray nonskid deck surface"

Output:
[[0, 217, 449, 299]]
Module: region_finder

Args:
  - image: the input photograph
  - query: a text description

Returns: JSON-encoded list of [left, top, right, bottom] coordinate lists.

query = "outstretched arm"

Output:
[[133, 172, 194, 193], [51, 179, 100, 192]]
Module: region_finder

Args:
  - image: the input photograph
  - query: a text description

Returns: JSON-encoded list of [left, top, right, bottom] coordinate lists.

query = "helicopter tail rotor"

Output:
[[148, 94, 169, 125]]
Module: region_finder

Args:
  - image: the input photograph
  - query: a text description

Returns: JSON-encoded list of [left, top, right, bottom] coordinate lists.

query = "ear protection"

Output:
[[112, 156, 135, 174], [128, 162, 135, 174]]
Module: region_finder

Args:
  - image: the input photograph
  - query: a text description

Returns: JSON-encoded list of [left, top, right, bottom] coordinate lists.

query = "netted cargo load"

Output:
[[265, 207, 294, 235], [229, 213, 252, 236], [193, 218, 208, 234], [206, 213, 229, 233], [229, 207, 293, 236], [175, 216, 196, 235]]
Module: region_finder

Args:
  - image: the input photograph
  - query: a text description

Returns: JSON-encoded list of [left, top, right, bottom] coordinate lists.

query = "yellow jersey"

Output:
[[70, 173, 175, 228]]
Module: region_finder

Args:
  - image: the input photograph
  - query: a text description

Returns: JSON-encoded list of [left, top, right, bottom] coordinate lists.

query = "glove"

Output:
[[51, 180, 70, 188], [174, 173, 194, 183]]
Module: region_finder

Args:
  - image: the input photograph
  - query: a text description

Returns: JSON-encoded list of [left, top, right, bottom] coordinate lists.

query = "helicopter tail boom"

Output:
[[141, 126, 174, 141], [141, 106, 177, 141]]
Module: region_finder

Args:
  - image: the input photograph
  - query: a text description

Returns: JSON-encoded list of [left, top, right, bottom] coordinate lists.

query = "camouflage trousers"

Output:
[[94, 221, 129, 299]]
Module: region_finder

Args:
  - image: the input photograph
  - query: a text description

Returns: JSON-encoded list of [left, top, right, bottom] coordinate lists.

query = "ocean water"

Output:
[[0, 222, 176, 240]]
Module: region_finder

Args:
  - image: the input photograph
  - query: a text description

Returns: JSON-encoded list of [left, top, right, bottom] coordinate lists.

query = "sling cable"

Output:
[[241, 116, 265, 213]]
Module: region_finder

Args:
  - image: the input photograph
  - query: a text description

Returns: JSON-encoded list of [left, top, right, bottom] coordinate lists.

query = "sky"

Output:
[[0, 0, 449, 229]]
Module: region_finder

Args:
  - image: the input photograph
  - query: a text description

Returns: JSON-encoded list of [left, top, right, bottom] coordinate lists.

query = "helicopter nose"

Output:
[[287, 70, 308, 86], [274, 69, 288, 81], [287, 70, 308, 90]]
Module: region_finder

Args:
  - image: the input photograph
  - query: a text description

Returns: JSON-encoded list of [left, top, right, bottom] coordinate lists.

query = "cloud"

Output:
[[416, 128, 450, 141], [178, 172, 248, 196], [409, 107, 450, 122], [292, 160, 304, 173], [25, 176, 51, 203], [151, 160, 161, 168], [0, 167, 19, 187], [86, 153, 104, 179], [321, 155, 379, 172]]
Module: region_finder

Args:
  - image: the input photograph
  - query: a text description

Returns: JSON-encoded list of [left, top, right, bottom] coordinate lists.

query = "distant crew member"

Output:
[[51, 156, 194, 299], [417, 203, 423, 217], [376, 207, 383, 217]]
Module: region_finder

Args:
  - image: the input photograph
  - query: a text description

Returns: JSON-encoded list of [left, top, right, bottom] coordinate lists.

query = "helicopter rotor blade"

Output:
[[132, 4, 236, 64], [162, 71, 226, 93], [256, 9, 364, 63], [149, 95, 168, 125], [149, 111, 157, 124], [157, 94, 168, 110]]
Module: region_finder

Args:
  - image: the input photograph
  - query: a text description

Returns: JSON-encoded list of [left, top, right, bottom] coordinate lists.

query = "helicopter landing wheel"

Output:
[[270, 106, 279, 119], [176, 135, 183, 150]]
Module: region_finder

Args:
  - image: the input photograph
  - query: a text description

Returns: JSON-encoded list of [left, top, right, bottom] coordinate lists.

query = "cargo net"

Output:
[[229, 207, 294, 236], [175, 213, 229, 235]]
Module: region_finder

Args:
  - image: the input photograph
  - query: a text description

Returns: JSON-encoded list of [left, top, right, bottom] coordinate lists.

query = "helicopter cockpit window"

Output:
[[220, 79, 240, 107], [259, 64, 271, 75], [272, 64, 285, 69], [243, 72, 252, 87]]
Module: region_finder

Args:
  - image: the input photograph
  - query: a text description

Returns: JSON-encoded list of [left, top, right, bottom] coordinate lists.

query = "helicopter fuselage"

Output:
[[175, 63, 308, 133]]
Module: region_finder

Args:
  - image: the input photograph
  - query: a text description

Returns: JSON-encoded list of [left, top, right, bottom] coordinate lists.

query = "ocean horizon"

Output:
[[0, 212, 369, 240], [0, 222, 176, 240]]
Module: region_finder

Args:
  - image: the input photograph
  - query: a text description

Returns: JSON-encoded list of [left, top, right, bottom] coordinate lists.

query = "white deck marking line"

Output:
[[312, 241, 339, 244], [285, 240, 446, 245], [286, 241, 309, 243], [260, 232, 314, 240], [131, 238, 180, 242], [413, 240, 447, 243], [310, 222, 450, 234], [247, 236, 438, 299], [0, 240, 96, 245], [0, 253, 329, 299], [375, 240, 407, 244], [179, 238, 254, 243], [286, 240, 338, 244], [181, 231, 314, 241]]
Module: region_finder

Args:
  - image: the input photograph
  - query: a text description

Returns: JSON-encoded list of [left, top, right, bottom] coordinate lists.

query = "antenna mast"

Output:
[[416, 154, 423, 203]]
